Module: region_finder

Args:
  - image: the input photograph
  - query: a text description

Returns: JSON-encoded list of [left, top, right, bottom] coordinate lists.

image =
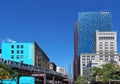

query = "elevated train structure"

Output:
[[0, 58, 70, 84]]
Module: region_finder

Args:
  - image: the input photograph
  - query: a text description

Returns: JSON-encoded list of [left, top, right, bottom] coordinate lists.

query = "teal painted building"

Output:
[[1, 42, 35, 84]]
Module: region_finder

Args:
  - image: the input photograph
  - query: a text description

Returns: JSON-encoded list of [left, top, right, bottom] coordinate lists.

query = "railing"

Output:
[[0, 58, 68, 78]]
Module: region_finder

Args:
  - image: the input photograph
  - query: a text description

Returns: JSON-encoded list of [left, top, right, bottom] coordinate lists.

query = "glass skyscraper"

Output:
[[74, 11, 112, 81]]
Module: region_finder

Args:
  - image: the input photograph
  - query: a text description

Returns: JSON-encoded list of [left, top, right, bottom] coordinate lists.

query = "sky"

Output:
[[0, 0, 120, 75]]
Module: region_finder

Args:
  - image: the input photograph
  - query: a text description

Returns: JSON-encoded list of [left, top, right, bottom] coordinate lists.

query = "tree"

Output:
[[101, 62, 116, 83], [75, 75, 86, 84], [90, 62, 120, 84], [0, 63, 18, 84]]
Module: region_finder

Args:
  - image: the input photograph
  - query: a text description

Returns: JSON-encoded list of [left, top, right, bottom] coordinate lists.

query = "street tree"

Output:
[[90, 62, 120, 84], [0, 63, 18, 84], [75, 75, 86, 84]]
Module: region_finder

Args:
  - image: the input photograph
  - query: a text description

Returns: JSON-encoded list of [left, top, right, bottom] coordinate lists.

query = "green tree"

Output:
[[90, 66, 102, 82], [75, 75, 86, 84], [0, 63, 18, 84], [101, 62, 116, 83], [90, 62, 120, 84]]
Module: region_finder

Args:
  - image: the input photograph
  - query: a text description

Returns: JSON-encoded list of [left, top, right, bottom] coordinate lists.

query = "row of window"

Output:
[[99, 49, 114, 52], [11, 45, 24, 48], [99, 42, 114, 44], [99, 47, 114, 49], [99, 44, 114, 46], [98, 33, 115, 35], [11, 55, 24, 59], [82, 57, 114, 60], [99, 37, 114, 40], [11, 50, 24, 54], [82, 55, 115, 59]]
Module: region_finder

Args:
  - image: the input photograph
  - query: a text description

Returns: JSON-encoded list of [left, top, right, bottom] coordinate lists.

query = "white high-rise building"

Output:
[[95, 30, 117, 54]]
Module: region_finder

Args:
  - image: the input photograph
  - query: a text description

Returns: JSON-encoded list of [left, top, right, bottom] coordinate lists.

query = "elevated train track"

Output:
[[0, 58, 69, 84]]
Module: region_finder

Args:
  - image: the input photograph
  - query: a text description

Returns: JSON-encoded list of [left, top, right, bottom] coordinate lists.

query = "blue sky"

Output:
[[0, 0, 120, 74]]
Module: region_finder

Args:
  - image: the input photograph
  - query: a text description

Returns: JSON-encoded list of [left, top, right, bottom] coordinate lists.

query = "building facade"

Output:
[[80, 31, 118, 76], [74, 11, 112, 80], [34, 43, 50, 69], [1, 42, 50, 84], [80, 54, 120, 76], [95, 30, 117, 54]]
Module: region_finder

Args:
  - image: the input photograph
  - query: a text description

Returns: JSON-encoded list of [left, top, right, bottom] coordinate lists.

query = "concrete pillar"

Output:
[[17, 75, 20, 84], [43, 75, 46, 84], [52, 77, 54, 84]]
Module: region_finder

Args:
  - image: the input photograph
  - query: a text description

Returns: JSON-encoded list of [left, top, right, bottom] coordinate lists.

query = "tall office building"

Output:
[[2, 42, 50, 84], [74, 11, 112, 81]]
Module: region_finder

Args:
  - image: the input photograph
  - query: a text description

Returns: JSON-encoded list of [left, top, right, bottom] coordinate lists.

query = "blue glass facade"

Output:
[[77, 11, 112, 55], [2, 43, 35, 84]]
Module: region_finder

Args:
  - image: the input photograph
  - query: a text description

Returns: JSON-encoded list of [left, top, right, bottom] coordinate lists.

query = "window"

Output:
[[99, 55, 103, 60], [110, 45, 114, 46], [11, 45, 14, 48], [21, 61, 23, 63], [99, 58, 103, 60], [105, 42, 108, 44], [110, 59, 114, 61], [17, 55, 19, 59], [17, 45, 19, 48], [21, 45, 23, 48], [100, 55, 103, 57], [82, 58, 85, 60], [110, 50, 114, 54], [110, 42, 114, 46], [99, 44, 103, 46], [11, 50, 14, 54], [82, 64, 85, 66], [17, 50, 19, 54], [110, 56, 114, 58], [110, 42, 114, 44], [99, 52, 103, 54], [21, 50, 23, 54], [105, 50, 108, 51], [105, 58, 108, 61], [110, 50, 114, 52], [105, 44, 108, 46], [110, 47, 114, 49], [99, 47, 103, 49], [105, 52, 108, 54], [104, 47, 108, 49], [20, 55, 24, 59], [87, 56, 90, 57], [11, 55, 14, 59], [99, 50, 103, 52], [87, 58, 90, 60], [105, 56, 108, 57], [82, 56, 85, 57]]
